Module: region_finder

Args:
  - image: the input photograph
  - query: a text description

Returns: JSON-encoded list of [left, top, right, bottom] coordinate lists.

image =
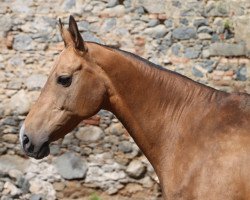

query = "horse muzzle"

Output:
[[19, 124, 50, 159]]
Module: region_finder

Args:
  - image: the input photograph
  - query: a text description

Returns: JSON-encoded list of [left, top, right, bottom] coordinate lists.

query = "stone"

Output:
[[209, 43, 246, 57], [236, 66, 247, 81], [101, 18, 116, 32], [30, 194, 45, 200], [179, 18, 189, 26], [2, 134, 18, 143], [76, 126, 104, 142], [126, 160, 146, 179], [54, 152, 88, 180], [13, 34, 34, 51], [52, 182, 65, 191], [171, 43, 181, 56], [107, 0, 119, 8], [82, 32, 103, 44], [25, 74, 47, 90], [234, 16, 250, 53], [0, 14, 13, 36], [197, 26, 213, 34], [118, 141, 133, 153], [1, 117, 18, 126], [184, 47, 201, 59], [140, 176, 154, 188], [205, 1, 229, 17], [123, 183, 144, 193], [198, 33, 212, 40], [172, 27, 196, 40], [3, 182, 22, 197], [49, 145, 60, 156], [147, 19, 160, 27], [193, 18, 209, 28], [0, 155, 30, 173], [144, 25, 168, 38], [8, 90, 31, 115], [135, 6, 146, 15], [134, 0, 166, 13], [200, 60, 215, 73], [10, 0, 32, 13], [192, 66, 204, 78], [105, 123, 125, 136], [0, 181, 4, 193], [6, 79, 23, 90], [101, 5, 125, 17], [29, 178, 56, 200], [164, 19, 173, 29], [8, 55, 25, 68], [16, 177, 30, 193], [77, 21, 90, 32], [61, 0, 76, 10]]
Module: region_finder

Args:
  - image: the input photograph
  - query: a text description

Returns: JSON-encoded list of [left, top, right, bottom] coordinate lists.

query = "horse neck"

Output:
[[90, 43, 222, 172]]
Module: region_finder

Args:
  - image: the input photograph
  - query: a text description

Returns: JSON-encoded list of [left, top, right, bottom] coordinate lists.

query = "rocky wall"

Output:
[[0, 0, 249, 199]]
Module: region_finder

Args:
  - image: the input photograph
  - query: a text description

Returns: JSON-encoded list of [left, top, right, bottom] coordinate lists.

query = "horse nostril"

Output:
[[22, 134, 34, 153], [27, 143, 34, 153], [23, 134, 29, 145]]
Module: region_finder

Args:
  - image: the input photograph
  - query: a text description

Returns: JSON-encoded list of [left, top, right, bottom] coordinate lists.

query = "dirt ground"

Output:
[[58, 181, 162, 200]]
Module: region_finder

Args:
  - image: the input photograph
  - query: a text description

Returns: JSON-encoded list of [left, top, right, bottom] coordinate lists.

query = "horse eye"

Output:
[[57, 75, 72, 87]]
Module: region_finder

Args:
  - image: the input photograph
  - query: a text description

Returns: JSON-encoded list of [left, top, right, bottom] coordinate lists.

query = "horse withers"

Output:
[[20, 16, 250, 199]]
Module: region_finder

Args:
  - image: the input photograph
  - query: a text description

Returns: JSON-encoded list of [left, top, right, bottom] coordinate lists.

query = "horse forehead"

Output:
[[58, 48, 82, 67], [60, 49, 79, 61]]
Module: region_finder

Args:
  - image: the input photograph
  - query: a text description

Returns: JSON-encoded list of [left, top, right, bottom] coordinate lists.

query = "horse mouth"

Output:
[[35, 141, 50, 159], [25, 142, 50, 160]]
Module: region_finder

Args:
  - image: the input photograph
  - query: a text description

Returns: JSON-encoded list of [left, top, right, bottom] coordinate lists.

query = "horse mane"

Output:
[[88, 41, 220, 93]]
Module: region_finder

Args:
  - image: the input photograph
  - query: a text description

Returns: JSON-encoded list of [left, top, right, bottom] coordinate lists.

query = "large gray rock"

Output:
[[107, 0, 119, 8], [193, 18, 209, 28], [101, 5, 125, 17], [205, 1, 229, 17], [61, 0, 76, 10], [0, 14, 12, 36], [133, 0, 166, 13], [144, 25, 168, 39], [10, 0, 33, 13], [13, 34, 34, 51], [25, 74, 47, 90], [8, 55, 25, 68], [172, 27, 196, 40], [209, 43, 246, 57], [234, 16, 250, 55], [54, 152, 88, 180], [82, 32, 103, 44], [76, 126, 104, 142], [126, 160, 146, 179], [184, 47, 200, 59], [8, 90, 31, 115], [0, 155, 30, 173]]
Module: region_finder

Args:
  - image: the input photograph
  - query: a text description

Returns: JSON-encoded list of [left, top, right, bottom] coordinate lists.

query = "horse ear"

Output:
[[68, 15, 86, 52], [58, 18, 74, 47]]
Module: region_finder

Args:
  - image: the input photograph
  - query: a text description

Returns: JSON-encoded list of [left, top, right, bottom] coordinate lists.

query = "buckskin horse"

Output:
[[20, 16, 250, 199]]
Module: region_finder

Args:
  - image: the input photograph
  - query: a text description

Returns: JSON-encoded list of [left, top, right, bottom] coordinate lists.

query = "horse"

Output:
[[20, 16, 250, 199]]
